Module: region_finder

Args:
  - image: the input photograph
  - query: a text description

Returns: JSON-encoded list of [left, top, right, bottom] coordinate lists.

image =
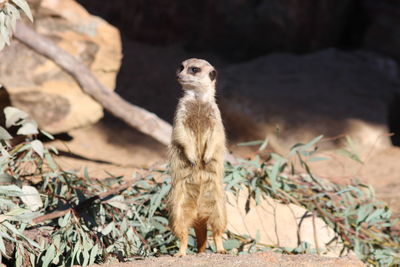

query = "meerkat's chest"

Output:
[[183, 100, 215, 134]]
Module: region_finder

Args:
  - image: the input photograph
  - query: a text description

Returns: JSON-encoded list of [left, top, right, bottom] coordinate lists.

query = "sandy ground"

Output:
[[88, 252, 364, 267]]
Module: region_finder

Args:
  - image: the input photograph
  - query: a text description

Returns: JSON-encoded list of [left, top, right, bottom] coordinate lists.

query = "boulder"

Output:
[[363, 0, 400, 63], [219, 49, 400, 151], [226, 189, 342, 256], [0, 0, 122, 134], [77, 0, 354, 60]]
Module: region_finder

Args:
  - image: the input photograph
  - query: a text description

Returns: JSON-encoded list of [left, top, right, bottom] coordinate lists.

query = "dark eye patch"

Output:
[[209, 70, 217, 81], [188, 66, 201, 74]]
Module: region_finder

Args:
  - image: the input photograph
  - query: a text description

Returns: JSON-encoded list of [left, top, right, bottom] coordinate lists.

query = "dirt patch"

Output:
[[87, 252, 364, 267], [49, 116, 167, 179]]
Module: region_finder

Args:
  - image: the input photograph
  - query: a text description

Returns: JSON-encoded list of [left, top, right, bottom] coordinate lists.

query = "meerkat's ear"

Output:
[[209, 70, 217, 81]]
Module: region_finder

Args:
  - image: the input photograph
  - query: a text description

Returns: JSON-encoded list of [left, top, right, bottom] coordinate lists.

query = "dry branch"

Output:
[[13, 22, 172, 146], [32, 179, 137, 224]]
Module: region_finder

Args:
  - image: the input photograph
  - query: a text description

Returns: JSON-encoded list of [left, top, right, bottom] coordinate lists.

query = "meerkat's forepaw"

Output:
[[187, 159, 196, 167], [185, 154, 197, 167], [217, 249, 227, 254], [202, 155, 213, 165]]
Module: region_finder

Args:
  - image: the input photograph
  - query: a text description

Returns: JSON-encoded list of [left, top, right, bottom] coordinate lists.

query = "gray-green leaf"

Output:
[[4, 106, 28, 127], [31, 140, 44, 158], [0, 126, 12, 140], [17, 121, 38, 135], [20, 185, 43, 211], [11, 0, 33, 21]]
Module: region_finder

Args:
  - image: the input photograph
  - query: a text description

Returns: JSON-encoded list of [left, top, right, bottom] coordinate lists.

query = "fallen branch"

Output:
[[13, 22, 172, 146], [32, 178, 137, 224]]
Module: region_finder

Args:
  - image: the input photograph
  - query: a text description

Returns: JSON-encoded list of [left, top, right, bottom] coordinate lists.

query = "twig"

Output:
[[313, 200, 367, 240], [131, 226, 151, 251], [13, 22, 172, 146], [312, 212, 321, 255], [32, 178, 137, 224]]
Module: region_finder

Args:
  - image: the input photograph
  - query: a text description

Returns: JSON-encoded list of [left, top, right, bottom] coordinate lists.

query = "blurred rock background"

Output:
[[74, 0, 400, 149], [0, 0, 122, 133]]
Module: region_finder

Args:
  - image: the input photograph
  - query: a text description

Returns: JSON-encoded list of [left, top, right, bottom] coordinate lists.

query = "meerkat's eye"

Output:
[[177, 64, 184, 73], [189, 67, 201, 74]]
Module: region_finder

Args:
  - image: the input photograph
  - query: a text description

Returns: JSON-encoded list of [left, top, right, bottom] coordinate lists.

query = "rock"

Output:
[[77, 0, 354, 60], [0, 0, 122, 134], [219, 49, 400, 151], [226, 189, 342, 256], [363, 0, 400, 63]]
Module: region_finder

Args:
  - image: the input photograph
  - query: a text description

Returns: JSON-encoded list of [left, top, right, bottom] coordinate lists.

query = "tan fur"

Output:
[[167, 58, 227, 256]]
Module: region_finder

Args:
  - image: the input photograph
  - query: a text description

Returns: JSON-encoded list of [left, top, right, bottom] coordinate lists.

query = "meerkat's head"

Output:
[[176, 58, 217, 93]]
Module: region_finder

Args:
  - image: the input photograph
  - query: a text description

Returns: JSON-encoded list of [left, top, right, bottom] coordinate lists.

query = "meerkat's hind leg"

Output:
[[174, 227, 189, 257], [210, 215, 227, 253], [172, 211, 196, 257], [209, 196, 227, 254], [170, 201, 194, 257], [213, 231, 226, 254], [194, 218, 208, 253]]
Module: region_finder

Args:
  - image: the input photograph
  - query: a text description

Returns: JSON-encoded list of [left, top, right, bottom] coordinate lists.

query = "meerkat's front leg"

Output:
[[174, 122, 197, 166], [203, 127, 224, 164], [184, 144, 197, 166]]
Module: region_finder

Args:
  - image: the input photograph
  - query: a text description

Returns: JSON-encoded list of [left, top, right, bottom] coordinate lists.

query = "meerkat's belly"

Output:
[[183, 100, 215, 156]]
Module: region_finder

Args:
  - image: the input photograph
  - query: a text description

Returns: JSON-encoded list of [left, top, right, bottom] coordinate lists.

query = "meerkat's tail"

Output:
[[194, 218, 208, 253]]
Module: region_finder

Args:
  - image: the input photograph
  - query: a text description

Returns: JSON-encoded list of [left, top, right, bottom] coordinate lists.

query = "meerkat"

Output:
[[167, 58, 227, 257]]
